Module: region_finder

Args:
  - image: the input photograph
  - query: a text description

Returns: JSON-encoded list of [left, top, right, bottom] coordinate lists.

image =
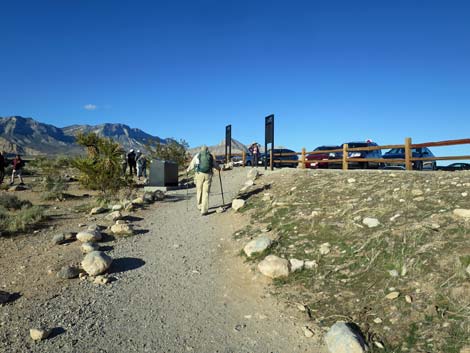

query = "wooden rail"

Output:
[[213, 137, 470, 171]]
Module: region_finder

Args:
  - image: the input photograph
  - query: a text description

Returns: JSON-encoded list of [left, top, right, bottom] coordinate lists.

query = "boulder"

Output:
[[143, 193, 154, 204], [111, 204, 123, 211], [111, 222, 134, 236], [105, 211, 123, 222], [324, 322, 367, 353], [76, 230, 102, 243], [132, 197, 145, 206], [244, 179, 255, 187], [247, 168, 259, 181], [57, 265, 80, 279], [289, 258, 304, 272], [454, 209, 470, 219], [232, 199, 246, 211], [258, 255, 290, 279], [90, 206, 107, 215], [243, 236, 272, 257], [81, 251, 112, 276], [52, 232, 75, 245], [81, 242, 100, 254], [153, 190, 165, 201], [362, 217, 380, 228], [30, 328, 51, 341]]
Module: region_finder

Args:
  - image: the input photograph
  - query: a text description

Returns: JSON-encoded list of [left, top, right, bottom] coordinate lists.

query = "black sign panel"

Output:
[[225, 124, 232, 162], [264, 115, 274, 170]]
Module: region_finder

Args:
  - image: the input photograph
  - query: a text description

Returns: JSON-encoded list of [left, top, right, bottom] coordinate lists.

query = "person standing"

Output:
[[10, 154, 25, 185], [136, 153, 147, 181], [249, 142, 260, 167], [187, 145, 220, 216], [127, 149, 136, 176], [0, 151, 5, 184]]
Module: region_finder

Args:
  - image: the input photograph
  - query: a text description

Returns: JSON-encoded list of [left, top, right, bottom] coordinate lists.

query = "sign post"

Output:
[[264, 115, 274, 171], [225, 124, 232, 164]]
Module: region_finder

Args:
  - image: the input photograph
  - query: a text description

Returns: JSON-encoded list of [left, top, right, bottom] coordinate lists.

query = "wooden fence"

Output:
[[215, 137, 470, 171]]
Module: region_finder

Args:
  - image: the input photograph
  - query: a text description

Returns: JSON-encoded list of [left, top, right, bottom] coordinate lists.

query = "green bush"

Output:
[[0, 194, 32, 210], [41, 175, 69, 200], [72, 132, 132, 197], [0, 204, 45, 235], [147, 139, 190, 169]]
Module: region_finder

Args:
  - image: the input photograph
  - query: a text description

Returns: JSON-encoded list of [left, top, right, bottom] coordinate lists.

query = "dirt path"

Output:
[[1, 168, 325, 353]]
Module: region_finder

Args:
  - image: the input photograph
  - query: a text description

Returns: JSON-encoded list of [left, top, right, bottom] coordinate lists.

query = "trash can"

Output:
[[148, 160, 178, 187]]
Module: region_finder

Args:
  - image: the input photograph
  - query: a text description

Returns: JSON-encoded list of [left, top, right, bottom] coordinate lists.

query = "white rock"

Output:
[[388, 270, 399, 277], [389, 214, 400, 222], [90, 206, 107, 215], [454, 209, 470, 219], [105, 211, 123, 222], [76, 230, 102, 243], [81, 242, 100, 254], [462, 192, 468, 197], [258, 255, 290, 279], [81, 251, 112, 276], [302, 326, 315, 338], [305, 260, 318, 269], [132, 197, 145, 205], [94, 275, 109, 285], [243, 236, 272, 257], [385, 291, 400, 300], [30, 328, 51, 341], [232, 199, 246, 211], [411, 189, 423, 196], [111, 222, 134, 236], [319, 242, 331, 255], [289, 259, 304, 272], [362, 217, 380, 228], [347, 178, 356, 184], [111, 204, 123, 211], [244, 179, 255, 187], [247, 169, 259, 180], [325, 322, 367, 353]]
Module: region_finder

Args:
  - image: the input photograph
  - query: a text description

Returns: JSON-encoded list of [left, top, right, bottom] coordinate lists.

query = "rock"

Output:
[[90, 206, 107, 215], [388, 270, 399, 277], [153, 190, 165, 201], [262, 193, 273, 202], [125, 203, 135, 212], [94, 275, 109, 285], [30, 328, 51, 341], [244, 236, 272, 257], [52, 233, 75, 245], [76, 230, 102, 243], [462, 192, 468, 197], [454, 209, 470, 219], [319, 242, 331, 255], [258, 255, 290, 279], [232, 199, 245, 211], [0, 291, 10, 304], [143, 193, 154, 204], [57, 265, 80, 279], [305, 260, 318, 269], [324, 322, 367, 353], [362, 217, 380, 228], [414, 196, 425, 202], [411, 189, 423, 196], [302, 326, 315, 338], [111, 222, 134, 236], [289, 258, 304, 272], [111, 204, 123, 211], [81, 242, 100, 254], [347, 178, 356, 184], [389, 214, 400, 222], [385, 291, 400, 300], [132, 197, 145, 206], [244, 179, 255, 187], [405, 295, 413, 303], [81, 251, 112, 276], [373, 318, 383, 324], [105, 211, 123, 222], [87, 224, 100, 232], [247, 168, 260, 180], [216, 207, 225, 213]]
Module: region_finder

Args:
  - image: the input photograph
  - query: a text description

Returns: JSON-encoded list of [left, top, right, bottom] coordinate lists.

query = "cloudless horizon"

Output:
[[1, 0, 469, 158]]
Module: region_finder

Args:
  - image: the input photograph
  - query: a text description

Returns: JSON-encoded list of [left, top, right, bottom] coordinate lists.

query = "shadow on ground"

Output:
[[109, 257, 146, 274]]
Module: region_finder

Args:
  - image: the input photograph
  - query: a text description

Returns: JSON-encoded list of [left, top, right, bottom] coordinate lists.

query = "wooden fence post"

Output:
[[301, 148, 306, 169], [270, 149, 274, 171], [405, 137, 412, 171], [242, 151, 246, 167], [342, 144, 349, 170]]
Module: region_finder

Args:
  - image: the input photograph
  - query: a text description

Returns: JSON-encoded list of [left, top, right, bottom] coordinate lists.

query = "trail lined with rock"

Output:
[[1, 168, 325, 353]]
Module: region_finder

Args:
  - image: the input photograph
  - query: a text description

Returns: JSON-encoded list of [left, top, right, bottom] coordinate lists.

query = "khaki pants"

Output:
[[195, 172, 212, 214]]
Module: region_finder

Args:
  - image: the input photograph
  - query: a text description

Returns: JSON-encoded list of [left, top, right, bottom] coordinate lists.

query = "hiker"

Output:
[[136, 154, 147, 180], [121, 153, 128, 175], [0, 151, 5, 184], [249, 142, 260, 167], [187, 145, 220, 216], [10, 154, 25, 185], [127, 149, 137, 176]]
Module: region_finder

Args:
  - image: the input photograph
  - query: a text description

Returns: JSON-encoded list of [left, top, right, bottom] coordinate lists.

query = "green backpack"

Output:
[[197, 150, 213, 173]]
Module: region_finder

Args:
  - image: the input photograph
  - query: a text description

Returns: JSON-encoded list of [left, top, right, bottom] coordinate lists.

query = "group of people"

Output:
[[123, 149, 147, 180], [0, 152, 25, 185]]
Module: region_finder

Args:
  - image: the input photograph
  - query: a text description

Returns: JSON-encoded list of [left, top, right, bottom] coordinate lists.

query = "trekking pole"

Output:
[[218, 169, 225, 205]]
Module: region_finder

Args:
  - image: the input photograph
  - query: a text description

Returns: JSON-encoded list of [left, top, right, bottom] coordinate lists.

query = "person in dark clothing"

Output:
[[0, 151, 5, 184], [249, 142, 260, 167], [127, 149, 137, 176], [10, 154, 25, 185]]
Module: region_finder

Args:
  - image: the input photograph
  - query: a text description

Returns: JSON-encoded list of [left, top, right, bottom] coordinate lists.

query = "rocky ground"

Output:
[[0, 167, 326, 353]]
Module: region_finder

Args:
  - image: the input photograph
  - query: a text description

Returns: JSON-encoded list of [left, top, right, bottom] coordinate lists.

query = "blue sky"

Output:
[[1, 0, 469, 159]]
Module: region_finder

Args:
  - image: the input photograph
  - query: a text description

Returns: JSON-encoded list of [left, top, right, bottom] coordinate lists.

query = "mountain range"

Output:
[[0, 116, 168, 156]]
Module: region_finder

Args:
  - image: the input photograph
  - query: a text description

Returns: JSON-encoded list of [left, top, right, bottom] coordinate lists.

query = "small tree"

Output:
[[147, 139, 190, 169], [73, 132, 130, 197]]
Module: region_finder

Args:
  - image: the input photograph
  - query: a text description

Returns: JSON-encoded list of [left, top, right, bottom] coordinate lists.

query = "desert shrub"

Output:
[[29, 155, 76, 176], [41, 175, 69, 200], [0, 204, 45, 235], [73, 132, 132, 197], [147, 139, 190, 169], [0, 194, 32, 210]]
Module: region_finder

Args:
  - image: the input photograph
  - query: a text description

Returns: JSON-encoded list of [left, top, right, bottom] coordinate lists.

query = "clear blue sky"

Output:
[[1, 0, 469, 158]]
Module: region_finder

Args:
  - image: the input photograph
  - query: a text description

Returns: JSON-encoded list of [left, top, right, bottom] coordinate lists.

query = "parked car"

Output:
[[261, 148, 299, 168], [436, 162, 470, 171], [383, 147, 436, 170], [306, 145, 340, 168], [336, 141, 382, 169]]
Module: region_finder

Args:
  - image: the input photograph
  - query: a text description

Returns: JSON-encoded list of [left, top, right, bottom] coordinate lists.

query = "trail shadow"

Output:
[[121, 215, 144, 222], [99, 245, 114, 252], [164, 195, 187, 203], [99, 233, 116, 243], [237, 184, 271, 200], [134, 229, 150, 235], [109, 257, 146, 274], [0, 292, 21, 305], [48, 327, 66, 339]]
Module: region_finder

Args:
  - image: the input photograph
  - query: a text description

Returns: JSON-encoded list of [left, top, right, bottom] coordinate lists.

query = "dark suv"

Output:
[[383, 147, 436, 170], [336, 141, 382, 169]]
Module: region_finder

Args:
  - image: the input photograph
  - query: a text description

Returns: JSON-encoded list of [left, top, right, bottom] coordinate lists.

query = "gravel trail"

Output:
[[1, 168, 325, 353]]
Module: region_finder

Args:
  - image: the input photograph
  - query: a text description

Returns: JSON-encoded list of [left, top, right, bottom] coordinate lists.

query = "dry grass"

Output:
[[237, 169, 470, 352]]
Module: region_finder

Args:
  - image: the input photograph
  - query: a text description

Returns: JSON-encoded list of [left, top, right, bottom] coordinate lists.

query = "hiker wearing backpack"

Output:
[[187, 145, 220, 216]]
